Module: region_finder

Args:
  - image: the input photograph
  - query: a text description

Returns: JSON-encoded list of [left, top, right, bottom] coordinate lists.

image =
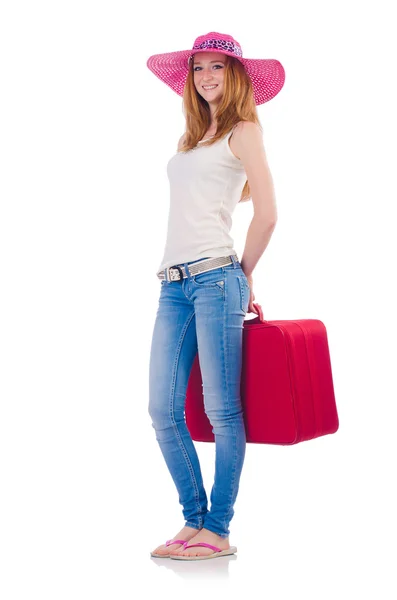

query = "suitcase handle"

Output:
[[246, 302, 266, 323]]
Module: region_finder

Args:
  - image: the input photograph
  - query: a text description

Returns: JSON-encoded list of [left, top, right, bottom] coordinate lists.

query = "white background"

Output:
[[1, 0, 396, 598]]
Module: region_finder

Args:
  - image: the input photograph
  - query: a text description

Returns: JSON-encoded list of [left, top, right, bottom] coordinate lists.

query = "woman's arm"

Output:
[[233, 121, 277, 278], [240, 218, 276, 279]]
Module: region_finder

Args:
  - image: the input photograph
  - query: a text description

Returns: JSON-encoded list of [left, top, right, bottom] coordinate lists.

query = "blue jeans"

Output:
[[148, 255, 250, 538]]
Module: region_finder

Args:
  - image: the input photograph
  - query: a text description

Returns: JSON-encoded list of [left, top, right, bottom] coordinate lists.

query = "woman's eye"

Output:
[[194, 65, 222, 71]]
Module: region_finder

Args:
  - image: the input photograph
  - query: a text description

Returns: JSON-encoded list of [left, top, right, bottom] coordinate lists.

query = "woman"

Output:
[[146, 32, 285, 561]]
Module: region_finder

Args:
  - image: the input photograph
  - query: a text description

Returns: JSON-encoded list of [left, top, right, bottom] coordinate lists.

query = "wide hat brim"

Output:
[[147, 48, 285, 106]]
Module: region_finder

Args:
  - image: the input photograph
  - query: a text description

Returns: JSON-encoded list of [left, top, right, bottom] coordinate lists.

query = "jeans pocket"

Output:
[[237, 266, 249, 285], [192, 267, 225, 292], [237, 275, 250, 313]]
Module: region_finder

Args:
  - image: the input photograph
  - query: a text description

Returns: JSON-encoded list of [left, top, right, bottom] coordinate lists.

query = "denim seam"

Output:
[[237, 276, 245, 313], [224, 269, 239, 534], [202, 275, 229, 537], [169, 309, 204, 526], [224, 421, 238, 533], [222, 272, 231, 534]]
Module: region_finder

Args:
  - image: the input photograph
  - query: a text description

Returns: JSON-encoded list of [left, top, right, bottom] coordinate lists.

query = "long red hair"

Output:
[[179, 55, 262, 203]]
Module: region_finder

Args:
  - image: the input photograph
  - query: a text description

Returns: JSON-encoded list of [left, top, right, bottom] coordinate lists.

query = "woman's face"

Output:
[[192, 51, 225, 104]]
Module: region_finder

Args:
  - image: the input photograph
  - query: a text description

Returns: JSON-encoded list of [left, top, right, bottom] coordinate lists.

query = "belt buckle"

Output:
[[167, 265, 184, 282]]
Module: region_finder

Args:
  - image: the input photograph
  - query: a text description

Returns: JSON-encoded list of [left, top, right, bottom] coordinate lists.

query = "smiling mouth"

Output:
[[202, 85, 218, 90]]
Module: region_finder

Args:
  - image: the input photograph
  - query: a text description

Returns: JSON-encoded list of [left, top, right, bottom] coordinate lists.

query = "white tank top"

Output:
[[156, 125, 247, 275]]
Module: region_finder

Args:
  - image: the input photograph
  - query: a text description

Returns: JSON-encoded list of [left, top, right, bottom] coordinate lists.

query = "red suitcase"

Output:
[[185, 303, 339, 445]]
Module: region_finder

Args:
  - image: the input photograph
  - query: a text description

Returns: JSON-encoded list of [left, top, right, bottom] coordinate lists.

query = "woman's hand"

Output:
[[244, 274, 264, 319]]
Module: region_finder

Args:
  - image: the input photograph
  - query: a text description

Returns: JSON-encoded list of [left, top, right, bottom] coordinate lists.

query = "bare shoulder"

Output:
[[229, 121, 265, 161], [233, 121, 264, 151], [232, 121, 276, 223], [177, 133, 186, 152]]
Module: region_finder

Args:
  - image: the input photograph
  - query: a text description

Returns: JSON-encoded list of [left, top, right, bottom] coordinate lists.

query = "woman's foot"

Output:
[[151, 525, 201, 556], [171, 527, 231, 557]]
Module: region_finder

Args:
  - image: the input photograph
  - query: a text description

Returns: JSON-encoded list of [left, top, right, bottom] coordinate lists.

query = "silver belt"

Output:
[[157, 255, 237, 282]]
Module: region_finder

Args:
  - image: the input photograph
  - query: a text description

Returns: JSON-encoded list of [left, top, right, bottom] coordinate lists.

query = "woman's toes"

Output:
[[152, 545, 168, 555], [169, 548, 183, 556], [152, 542, 181, 555]]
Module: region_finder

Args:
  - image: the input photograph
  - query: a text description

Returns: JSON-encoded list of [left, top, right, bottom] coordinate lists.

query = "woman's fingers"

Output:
[[247, 284, 255, 314]]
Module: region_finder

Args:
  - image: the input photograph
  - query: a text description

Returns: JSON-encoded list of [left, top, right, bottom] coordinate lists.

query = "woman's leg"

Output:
[[148, 278, 208, 530], [183, 257, 249, 539]]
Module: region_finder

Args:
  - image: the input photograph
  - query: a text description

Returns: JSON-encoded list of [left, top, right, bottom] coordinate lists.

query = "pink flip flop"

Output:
[[170, 541, 237, 561], [150, 539, 188, 558]]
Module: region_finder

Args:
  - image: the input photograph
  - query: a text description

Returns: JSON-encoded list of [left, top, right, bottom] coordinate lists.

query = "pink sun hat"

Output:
[[146, 31, 285, 106]]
